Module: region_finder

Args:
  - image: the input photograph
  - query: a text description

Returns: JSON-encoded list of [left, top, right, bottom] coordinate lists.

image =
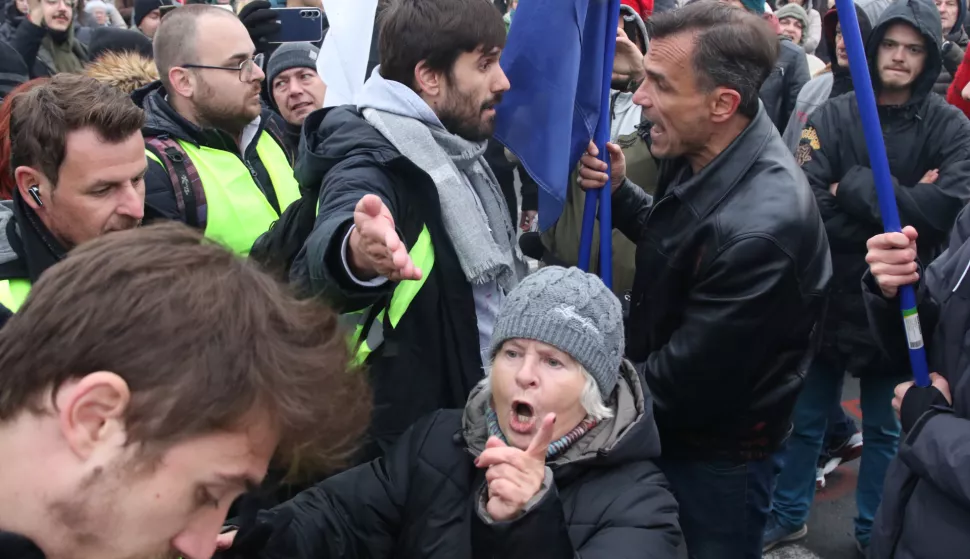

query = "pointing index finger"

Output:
[[526, 413, 556, 461]]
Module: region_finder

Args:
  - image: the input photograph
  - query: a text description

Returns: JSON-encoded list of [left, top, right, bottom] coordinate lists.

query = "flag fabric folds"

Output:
[[494, 0, 616, 232]]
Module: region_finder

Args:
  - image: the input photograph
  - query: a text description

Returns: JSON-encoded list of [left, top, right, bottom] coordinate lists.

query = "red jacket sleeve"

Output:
[[947, 46, 970, 118], [621, 0, 653, 19]]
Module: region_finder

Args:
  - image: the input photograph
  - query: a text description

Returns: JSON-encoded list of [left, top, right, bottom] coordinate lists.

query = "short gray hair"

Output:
[[477, 365, 614, 422]]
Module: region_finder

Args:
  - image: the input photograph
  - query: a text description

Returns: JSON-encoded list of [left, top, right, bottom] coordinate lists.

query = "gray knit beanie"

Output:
[[266, 42, 319, 86], [776, 3, 810, 45], [490, 266, 624, 397]]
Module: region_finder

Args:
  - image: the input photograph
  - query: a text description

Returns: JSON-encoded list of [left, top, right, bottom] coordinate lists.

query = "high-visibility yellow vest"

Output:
[[146, 131, 300, 255], [0, 278, 31, 312], [347, 226, 436, 365]]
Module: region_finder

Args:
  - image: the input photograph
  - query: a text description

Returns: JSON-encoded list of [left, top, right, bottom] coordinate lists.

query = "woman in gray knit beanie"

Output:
[[219, 266, 681, 558]]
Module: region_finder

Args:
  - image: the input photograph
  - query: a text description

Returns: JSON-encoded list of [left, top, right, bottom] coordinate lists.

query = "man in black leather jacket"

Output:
[[577, 3, 831, 558]]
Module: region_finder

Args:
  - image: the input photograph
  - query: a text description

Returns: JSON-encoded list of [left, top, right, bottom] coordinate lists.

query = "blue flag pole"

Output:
[[578, 0, 621, 289], [834, 0, 931, 387]]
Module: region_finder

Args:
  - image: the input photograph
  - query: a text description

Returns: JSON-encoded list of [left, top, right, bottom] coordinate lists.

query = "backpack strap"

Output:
[[262, 115, 296, 166], [145, 135, 208, 230]]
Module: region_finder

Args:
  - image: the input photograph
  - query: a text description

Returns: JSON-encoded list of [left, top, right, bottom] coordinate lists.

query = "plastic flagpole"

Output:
[[833, 0, 931, 386], [578, 0, 621, 289]]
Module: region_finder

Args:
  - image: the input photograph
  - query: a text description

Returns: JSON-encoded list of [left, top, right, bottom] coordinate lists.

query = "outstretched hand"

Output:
[[475, 413, 556, 522], [348, 195, 422, 282]]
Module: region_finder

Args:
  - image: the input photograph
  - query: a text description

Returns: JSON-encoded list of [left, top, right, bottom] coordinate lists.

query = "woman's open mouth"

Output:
[[508, 400, 536, 434]]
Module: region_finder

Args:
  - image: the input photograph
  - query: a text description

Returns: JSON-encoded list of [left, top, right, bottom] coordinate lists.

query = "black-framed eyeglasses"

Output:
[[181, 53, 265, 82]]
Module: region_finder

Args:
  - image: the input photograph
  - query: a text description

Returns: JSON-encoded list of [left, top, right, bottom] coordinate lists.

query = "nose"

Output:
[[514, 353, 541, 390], [632, 80, 651, 109], [288, 80, 306, 97], [171, 513, 225, 559], [119, 182, 145, 221], [494, 66, 511, 94], [253, 62, 266, 83]]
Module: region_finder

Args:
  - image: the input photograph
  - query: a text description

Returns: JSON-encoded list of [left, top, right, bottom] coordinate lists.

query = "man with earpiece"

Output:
[[0, 74, 147, 318]]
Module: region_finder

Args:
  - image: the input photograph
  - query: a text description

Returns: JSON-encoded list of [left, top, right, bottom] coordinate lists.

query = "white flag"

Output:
[[318, 0, 379, 107]]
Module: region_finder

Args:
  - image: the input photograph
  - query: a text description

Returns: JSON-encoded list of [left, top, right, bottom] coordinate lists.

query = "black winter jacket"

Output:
[[290, 107, 490, 461], [865, 205, 970, 559], [0, 194, 70, 316], [226, 363, 682, 559], [0, 1, 22, 44], [132, 82, 295, 225], [759, 37, 811, 134], [798, 0, 970, 376], [0, 532, 44, 559], [613, 106, 831, 460], [0, 39, 27, 101]]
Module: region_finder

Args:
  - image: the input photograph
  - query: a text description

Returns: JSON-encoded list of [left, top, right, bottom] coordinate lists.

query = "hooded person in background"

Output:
[[778, 0, 822, 52], [781, 2, 881, 152], [266, 42, 326, 155], [777, 2, 825, 73], [765, 0, 970, 553], [933, 0, 968, 95], [10, 0, 88, 77], [216, 266, 683, 559]]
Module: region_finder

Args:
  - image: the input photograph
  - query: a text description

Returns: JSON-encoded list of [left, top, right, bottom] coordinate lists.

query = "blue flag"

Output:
[[494, 0, 616, 231]]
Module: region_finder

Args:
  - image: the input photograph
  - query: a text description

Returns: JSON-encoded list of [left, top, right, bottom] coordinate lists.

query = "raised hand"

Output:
[[475, 413, 556, 522], [865, 226, 919, 298], [348, 195, 422, 282], [578, 141, 626, 194]]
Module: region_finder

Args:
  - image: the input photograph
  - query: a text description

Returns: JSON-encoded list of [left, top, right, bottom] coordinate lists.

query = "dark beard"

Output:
[[196, 80, 259, 138], [437, 85, 502, 143]]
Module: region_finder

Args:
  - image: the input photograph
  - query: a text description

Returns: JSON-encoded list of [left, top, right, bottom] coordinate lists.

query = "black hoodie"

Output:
[[798, 0, 970, 374], [823, 5, 877, 97]]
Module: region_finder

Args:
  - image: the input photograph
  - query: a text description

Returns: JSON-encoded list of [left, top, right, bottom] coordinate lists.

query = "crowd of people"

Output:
[[0, 0, 969, 558]]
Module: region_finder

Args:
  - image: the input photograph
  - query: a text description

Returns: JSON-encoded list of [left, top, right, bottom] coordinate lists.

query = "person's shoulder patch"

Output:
[[800, 126, 820, 150]]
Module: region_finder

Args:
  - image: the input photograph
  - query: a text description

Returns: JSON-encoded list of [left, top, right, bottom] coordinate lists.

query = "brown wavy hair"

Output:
[[0, 79, 48, 200]]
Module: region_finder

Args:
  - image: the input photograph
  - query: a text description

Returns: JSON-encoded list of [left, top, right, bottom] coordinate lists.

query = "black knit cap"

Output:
[[133, 0, 169, 27]]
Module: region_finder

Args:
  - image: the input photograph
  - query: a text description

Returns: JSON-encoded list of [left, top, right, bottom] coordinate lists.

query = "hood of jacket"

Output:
[[2, 2, 23, 29], [295, 105, 406, 197], [867, 0, 943, 104], [133, 80, 271, 153], [947, 0, 967, 39], [460, 360, 662, 478], [823, 4, 877, 77], [84, 51, 158, 95], [356, 68, 445, 130]]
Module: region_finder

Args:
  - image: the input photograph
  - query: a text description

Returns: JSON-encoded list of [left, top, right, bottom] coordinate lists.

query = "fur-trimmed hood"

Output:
[[84, 51, 158, 95]]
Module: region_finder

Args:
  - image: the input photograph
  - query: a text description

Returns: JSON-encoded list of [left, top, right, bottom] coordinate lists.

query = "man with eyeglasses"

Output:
[[9, 0, 88, 77], [135, 3, 299, 256]]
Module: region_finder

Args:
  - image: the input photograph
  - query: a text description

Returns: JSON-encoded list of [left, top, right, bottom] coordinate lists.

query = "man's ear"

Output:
[[709, 87, 742, 123], [14, 166, 49, 213], [414, 60, 444, 101], [56, 372, 131, 460], [168, 67, 196, 99]]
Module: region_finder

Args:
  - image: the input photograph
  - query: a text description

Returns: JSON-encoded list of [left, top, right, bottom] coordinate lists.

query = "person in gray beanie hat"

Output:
[[265, 41, 326, 152], [489, 265, 624, 400], [217, 265, 683, 559]]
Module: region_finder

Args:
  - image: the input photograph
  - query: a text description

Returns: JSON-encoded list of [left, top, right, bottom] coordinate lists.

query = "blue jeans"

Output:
[[826, 401, 859, 446], [771, 358, 901, 545], [657, 456, 777, 559]]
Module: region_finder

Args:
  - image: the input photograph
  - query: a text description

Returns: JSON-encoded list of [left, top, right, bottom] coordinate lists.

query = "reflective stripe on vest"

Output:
[[0, 278, 31, 312], [145, 131, 300, 255], [350, 225, 435, 365]]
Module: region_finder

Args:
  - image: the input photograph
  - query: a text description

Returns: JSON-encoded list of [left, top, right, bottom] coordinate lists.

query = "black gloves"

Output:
[[238, 0, 280, 54], [900, 385, 951, 433]]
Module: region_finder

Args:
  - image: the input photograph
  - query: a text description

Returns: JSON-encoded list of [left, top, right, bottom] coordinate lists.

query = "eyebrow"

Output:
[[223, 52, 252, 65], [645, 69, 666, 85], [883, 38, 924, 49]]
